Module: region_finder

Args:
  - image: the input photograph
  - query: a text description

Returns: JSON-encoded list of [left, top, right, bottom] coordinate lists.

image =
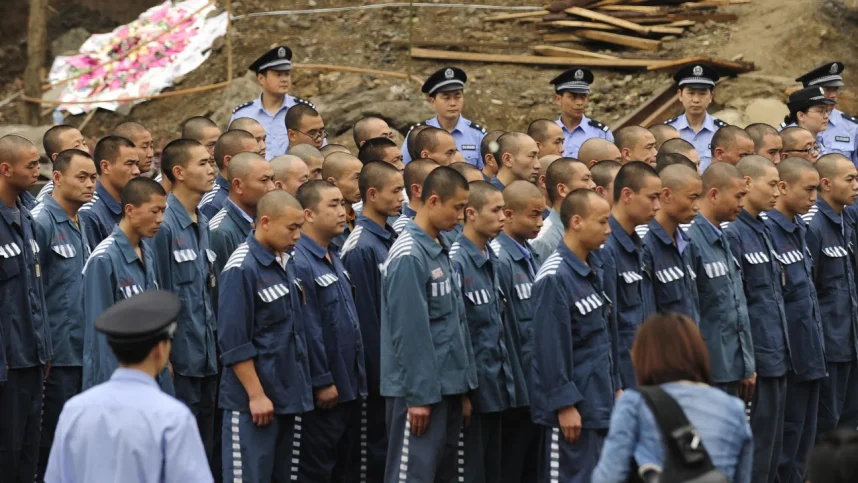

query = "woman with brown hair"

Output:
[[591, 313, 752, 482]]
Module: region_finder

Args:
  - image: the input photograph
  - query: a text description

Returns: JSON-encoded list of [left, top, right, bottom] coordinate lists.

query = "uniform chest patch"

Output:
[[461, 144, 476, 151], [431, 268, 444, 280], [836, 136, 851, 143]]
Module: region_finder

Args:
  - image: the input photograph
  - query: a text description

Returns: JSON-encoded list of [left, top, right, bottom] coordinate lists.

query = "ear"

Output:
[[588, 159, 598, 169], [326, 176, 337, 186], [223, 154, 233, 171], [287, 129, 297, 142], [820, 177, 832, 191], [707, 187, 719, 202], [256, 72, 266, 84], [777, 180, 789, 195], [52, 170, 62, 185], [303, 208, 316, 223], [660, 186, 671, 201], [595, 186, 606, 198], [780, 152, 788, 161], [744, 175, 752, 189], [51, 152, 59, 161], [503, 207, 514, 218], [538, 174, 546, 190], [465, 206, 476, 220], [172, 165, 184, 183], [556, 182, 570, 199], [366, 187, 377, 201], [570, 213, 583, 230], [274, 180, 284, 190], [502, 151, 514, 168], [554, 93, 562, 106], [621, 186, 633, 204], [621, 148, 631, 161], [100, 159, 110, 175], [535, 140, 544, 151], [714, 147, 725, 159]]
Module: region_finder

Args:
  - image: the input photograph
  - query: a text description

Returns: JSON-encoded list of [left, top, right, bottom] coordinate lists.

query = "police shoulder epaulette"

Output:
[[232, 100, 254, 114], [843, 113, 858, 124], [664, 116, 678, 125], [588, 119, 610, 132], [405, 122, 424, 136], [779, 121, 788, 130], [294, 96, 316, 109], [714, 118, 728, 128], [468, 121, 487, 134]]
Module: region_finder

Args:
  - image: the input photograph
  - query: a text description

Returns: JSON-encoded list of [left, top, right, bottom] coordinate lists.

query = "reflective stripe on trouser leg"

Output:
[[457, 428, 465, 482], [230, 411, 243, 483], [360, 400, 368, 483], [291, 414, 302, 480], [398, 419, 411, 482], [550, 428, 561, 483]]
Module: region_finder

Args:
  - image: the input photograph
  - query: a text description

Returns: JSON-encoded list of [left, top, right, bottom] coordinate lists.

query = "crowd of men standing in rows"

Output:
[[2, 41, 858, 482]]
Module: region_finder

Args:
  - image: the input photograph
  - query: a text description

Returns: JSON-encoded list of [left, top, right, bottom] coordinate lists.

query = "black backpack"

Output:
[[628, 386, 730, 483]]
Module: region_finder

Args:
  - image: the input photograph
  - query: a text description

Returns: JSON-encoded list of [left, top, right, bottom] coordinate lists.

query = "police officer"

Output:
[[79, 135, 141, 249], [151, 139, 219, 461], [0, 134, 52, 481], [642, 164, 702, 319], [32, 149, 96, 480], [401, 67, 487, 167], [488, 181, 544, 483], [687, 163, 755, 399], [602, 162, 661, 389], [199, 129, 261, 220], [44, 291, 212, 483], [665, 63, 728, 171], [322, 152, 363, 253], [217, 190, 313, 482], [765, 157, 826, 482], [782, 87, 835, 158], [724, 156, 791, 483], [36, 125, 89, 203], [490, 132, 541, 191], [796, 62, 858, 165], [340, 162, 404, 482], [531, 158, 595, 261], [229, 46, 316, 160], [380, 166, 477, 482], [391, 158, 439, 234], [530, 188, 620, 483], [292, 180, 367, 480], [81, 177, 173, 394], [450, 181, 513, 482], [804, 153, 858, 437], [550, 68, 613, 158]]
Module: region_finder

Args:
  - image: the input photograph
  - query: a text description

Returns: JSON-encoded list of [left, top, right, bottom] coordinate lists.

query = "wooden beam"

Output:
[[546, 0, 598, 14], [612, 82, 679, 130], [589, 0, 625, 8], [647, 56, 756, 73], [648, 26, 685, 35], [598, 5, 663, 14], [23, 0, 48, 125], [410, 48, 658, 68], [575, 29, 662, 51], [532, 45, 620, 60], [542, 33, 584, 43], [548, 20, 621, 31], [661, 20, 696, 28], [482, 10, 549, 22], [565, 6, 651, 34]]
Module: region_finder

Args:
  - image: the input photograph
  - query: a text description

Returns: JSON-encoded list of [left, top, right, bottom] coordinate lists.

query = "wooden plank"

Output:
[[575, 29, 662, 51], [599, 5, 663, 14], [661, 20, 696, 27], [648, 26, 685, 35], [410, 48, 659, 68], [532, 45, 620, 60], [646, 56, 756, 73], [482, 10, 549, 22], [565, 6, 652, 34], [612, 82, 678, 130], [543, 33, 584, 42], [589, 0, 624, 8], [548, 20, 621, 31], [546, 0, 598, 14]]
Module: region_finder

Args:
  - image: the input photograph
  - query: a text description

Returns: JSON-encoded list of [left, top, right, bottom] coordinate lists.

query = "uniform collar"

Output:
[[215, 174, 230, 191], [817, 197, 842, 224], [557, 242, 593, 277], [737, 209, 767, 234], [355, 215, 394, 241], [674, 112, 716, 132], [429, 115, 467, 134], [455, 234, 491, 267], [226, 199, 254, 225], [556, 114, 589, 134], [297, 233, 331, 259], [255, 93, 294, 114], [41, 196, 74, 225], [247, 232, 277, 266], [648, 218, 685, 245], [166, 193, 197, 229], [0, 196, 25, 226], [496, 231, 528, 261], [110, 367, 159, 388], [768, 208, 799, 233], [403, 204, 417, 219], [694, 212, 723, 244], [608, 215, 639, 253], [96, 181, 123, 215], [404, 220, 448, 257], [829, 108, 842, 127], [111, 225, 144, 265], [547, 207, 562, 226]]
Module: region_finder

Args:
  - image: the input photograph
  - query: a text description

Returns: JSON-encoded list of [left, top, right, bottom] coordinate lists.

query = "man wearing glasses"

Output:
[[780, 127, 821, 164], [796, 62, 858, 168], [286, 103, 328, 150]]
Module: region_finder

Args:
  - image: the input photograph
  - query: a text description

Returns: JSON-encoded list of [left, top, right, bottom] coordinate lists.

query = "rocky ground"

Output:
[[3, 0, 858, 153]]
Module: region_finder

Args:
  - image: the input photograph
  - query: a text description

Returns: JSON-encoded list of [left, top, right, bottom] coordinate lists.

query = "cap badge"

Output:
[[574, 69, 584, 80], [692, 65, 703, 76], [831, 63, 839, 74], [819, 87, 826, 95], [277, 47, 286, 58], [444, 68, 454, 79]]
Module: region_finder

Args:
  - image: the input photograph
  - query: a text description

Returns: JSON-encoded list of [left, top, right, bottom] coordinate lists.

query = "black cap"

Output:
[[788, 86, 836, 111], [248, 46, 293, 74], [421, 67, 467, 95], [550, 68, 594, 94], [673, 63, 719, 89], [95, 290, 180, 344], [796, 62, 845, 88]]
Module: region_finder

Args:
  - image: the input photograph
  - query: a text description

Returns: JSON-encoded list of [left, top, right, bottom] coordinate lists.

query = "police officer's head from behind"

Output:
[[229, 118, 268, 159], [94, 135, 140, 191], [775, 157, 819, 218], [322, 152, 363, 205], [214, 129, 259, 177], [699, 163, 748, 223], [659, 138, 700, 168], [450, 162, 485, 184], [52, 149, 97, 208], [551, 68, 593, 123], [528, 119, 564, 158], [711, 126, 755, 166], [735, 156, 779, 217], [255, 189, 305, 254], [423, 67, 467, 122], [226, 152, 275, 216], [286, 104, 326, 150], [250, 46, 293, 97], [353, 116, 395, 147], [806, 428, 858, 483], [161, 139, 215, 196], [780, 127, 818, 164], [502, 180, 545, 242], [480, 130, 505, 179], [614, 126, 657, 167], [816, 153, 858, 210], [464, 181, 505, 239], [120, 177, 167, 239], [612, 161, 661, 225], [113, 122, 154, 176], [403, 158, 440, 210], [496, 132, 541, 184], [417, 166, 469, 234], [745, 123, 783, 164], [560, 188, 611, 252], [289, 144, 325, 180], [296, 180, 347, 242], [655, 152, 696, 174], [358, 137, 404, 171], [674, 63, 718, 118], [591, 160, 621, 205], [648, 124, 680, 152], [578, 138, 622, 169], [270, 155, 309, 196], [545, 158, 594, 211], [0, 134, 41, 196], [359, 162, 405, 219], [97, 290, 180, 376], [415, 127, 458, 166], [657, 164, 703, 225], [180, 116, 221, 169], [43, 125, 88, 161]]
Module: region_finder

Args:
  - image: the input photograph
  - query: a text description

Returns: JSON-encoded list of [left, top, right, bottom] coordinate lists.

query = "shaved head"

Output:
[[659, 138, 700, 166], [816, 153, 853, 181], [181, 116, 218, 140], [0, 134, 38, 163], [229, 117, 263, 133], [322, 152, 361, 180], [746, 123, 779, 149], [227, 152, 268, 182], [702, 162, 744, 191], [112, 121, 149, 140], [214, 129, 257, 171], [466, 180, 502, 212], [257, 189, 303, 220], [407, 124, 432, 160], [736, 155, 776, 179], [591, 160, 621, 189], [289, 143, 324, 179], [660, 163, 701, 190], [656, 152, 696, 173], [546, 158, 589, 204], [353, 116, 392, 147], [503, 179, 544, 212], [780, 126, 816, 152], [359, 161, 401, 201], [271, 154, 309, 195], [648, 124, 680, 150], [403, 158, 440, 200], [711, 126, 754, 165], [528, 119, 564, 157], [578, 138, 621, 167], [321, 144, 350, 157], [560, 189, 604, 228], [538, 154, 563, 181], [614, 126, 650, 151], [777, 156, 817, 184]]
